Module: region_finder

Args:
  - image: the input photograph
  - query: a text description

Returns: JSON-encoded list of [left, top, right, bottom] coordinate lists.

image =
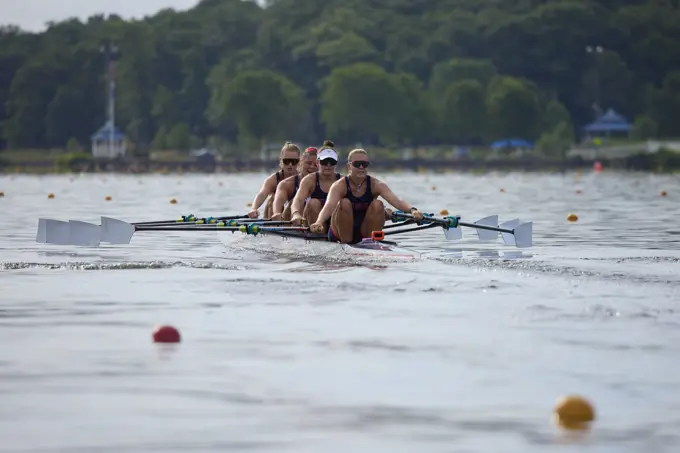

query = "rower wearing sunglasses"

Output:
[[288, 141, 342, 229], [270, 146, 319, 221], [310, 148, 425, 243], [248, 142, 302, 219]]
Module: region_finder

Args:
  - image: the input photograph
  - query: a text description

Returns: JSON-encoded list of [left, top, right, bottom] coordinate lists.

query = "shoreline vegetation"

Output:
[[2, 1, 680, 167], [2, 146, 680, 174]]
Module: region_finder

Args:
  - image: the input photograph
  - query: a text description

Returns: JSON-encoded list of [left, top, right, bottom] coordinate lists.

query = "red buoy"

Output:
[[152, 325, 181, 343]]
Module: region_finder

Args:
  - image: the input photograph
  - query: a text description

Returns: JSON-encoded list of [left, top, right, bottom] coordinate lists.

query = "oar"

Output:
[[36, 215, 292, 246], [389, 211, 533, 248], [72, 217, 316, 246]]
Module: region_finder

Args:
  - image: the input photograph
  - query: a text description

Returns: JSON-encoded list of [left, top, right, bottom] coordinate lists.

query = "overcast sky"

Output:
[[1, 0, 202, 32]]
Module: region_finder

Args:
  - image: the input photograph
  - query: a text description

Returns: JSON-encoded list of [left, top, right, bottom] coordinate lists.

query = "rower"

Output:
[[270, 147, 318, 221], [309, 148, 424, 243], [289, 141, 342, 229], [248, 142, 301, 219]]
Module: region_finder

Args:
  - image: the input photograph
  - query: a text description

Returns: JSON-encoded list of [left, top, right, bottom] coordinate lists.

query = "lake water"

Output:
[[1, 170, 679, 453]]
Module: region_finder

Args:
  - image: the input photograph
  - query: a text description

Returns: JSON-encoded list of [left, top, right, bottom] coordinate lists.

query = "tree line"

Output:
[[1, 0, 679, 157]]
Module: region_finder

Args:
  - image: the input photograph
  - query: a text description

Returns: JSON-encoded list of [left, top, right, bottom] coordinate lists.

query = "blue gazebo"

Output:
[[91, 121, 126, 159], [584, 108, 632, 137]]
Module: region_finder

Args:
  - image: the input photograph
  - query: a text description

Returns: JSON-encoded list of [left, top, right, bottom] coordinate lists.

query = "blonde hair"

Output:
[[347, 148, 368, 161], [280, 141, 300, 157]]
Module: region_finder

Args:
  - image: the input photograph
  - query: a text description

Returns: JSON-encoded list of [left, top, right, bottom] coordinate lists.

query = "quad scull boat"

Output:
[[35, 211, 533, 255]]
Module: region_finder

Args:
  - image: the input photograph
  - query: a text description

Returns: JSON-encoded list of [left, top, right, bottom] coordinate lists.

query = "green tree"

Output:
[[486, 76, 541, 140], [208, 69, 308, 145], [441, 80, 487, 144], [320, 63, 397, 143]]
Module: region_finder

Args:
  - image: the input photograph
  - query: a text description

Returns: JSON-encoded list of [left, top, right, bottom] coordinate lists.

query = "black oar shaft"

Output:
[[458, 222, 513, 234], [383, 223, 440, 236], [134, 214, 248, 226], [134, 225, 306, 232]]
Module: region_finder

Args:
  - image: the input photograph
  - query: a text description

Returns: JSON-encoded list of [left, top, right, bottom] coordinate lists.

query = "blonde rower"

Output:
[[270, 147, 319, 221], [310, 148, 424, 243], [248, 142, 301, 219]]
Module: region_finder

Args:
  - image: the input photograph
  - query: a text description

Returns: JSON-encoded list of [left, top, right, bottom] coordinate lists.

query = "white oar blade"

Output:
[[513, 222, 533, 248], [499, 219, 520, 246], [443, 226, 462, 241], [474, 215, 499, 242], [36, 219, 71, 245], [68, 221, 101, 246], [36, 218, 48, 243], [101, 216, 135, 244]]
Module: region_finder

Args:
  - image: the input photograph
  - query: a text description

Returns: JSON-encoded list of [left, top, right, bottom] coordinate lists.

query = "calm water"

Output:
[[1, 171, 679, 453]]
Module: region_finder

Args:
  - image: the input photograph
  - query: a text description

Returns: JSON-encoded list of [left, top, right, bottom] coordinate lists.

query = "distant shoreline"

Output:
[[1, 153, 679, 174]]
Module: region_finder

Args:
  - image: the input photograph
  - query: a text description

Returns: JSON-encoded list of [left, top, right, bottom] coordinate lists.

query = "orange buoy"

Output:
[[0, 191, 4, 197], [246, 202, 252, 207], [431, 185, 437, 191], [440, 209, 449, 216], [105, 195, 112, 201], [500, 188, 506, 193], [169, 198, 177, 204], [553, 395, 595, 430], [567, 213, 578, 222], [47, 193, 55, 199], [661, 191, 667, 197], [575, 189, 583, 194], [152, 325, 181, 343]]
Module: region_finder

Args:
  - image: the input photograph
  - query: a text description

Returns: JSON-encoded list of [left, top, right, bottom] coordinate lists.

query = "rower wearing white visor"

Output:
[[290, 140, 341, 230]]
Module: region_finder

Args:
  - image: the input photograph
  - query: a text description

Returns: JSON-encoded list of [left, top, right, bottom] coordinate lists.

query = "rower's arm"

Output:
[[272, 180, 292, 216], [251, 175, 276, 210], [291, 176, 314, 217], [374, 180, 414, 212], [315, 181, 345, 224]]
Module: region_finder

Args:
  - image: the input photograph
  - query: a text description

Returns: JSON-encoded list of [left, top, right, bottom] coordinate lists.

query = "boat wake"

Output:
[[217, 230, 423, 267]]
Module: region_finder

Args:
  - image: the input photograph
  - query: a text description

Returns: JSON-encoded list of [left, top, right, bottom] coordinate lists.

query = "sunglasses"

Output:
[[319, 158, 337, 166], [281, 158, 299, 166], [350, 161, 370, 169]]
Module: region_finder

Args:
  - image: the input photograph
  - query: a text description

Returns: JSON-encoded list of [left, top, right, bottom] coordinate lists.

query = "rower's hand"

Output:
[[271, 213, 282, 221], [384, 208, 393, 220], [291, 212, 303, 226], [309, 222, 325, 234], [411, 209, 424, 222], [247, 209, 259, 219]]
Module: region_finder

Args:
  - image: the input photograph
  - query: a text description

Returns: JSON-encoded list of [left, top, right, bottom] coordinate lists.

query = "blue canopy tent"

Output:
[[584, 108, 632, 137], [490, 138, 534, 149]]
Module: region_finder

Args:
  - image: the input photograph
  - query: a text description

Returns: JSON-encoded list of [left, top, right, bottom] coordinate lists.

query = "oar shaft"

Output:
[[457, 222, 513, 234], [135, 225, 309, 233], [139, 219, 291, 227], [134, 214, 248, 226], [383, 223, 441, 236]]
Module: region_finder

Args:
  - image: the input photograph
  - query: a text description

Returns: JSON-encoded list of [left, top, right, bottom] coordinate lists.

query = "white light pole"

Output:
[[585, 45, 603, 118], [100, 42, 119, 158]]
